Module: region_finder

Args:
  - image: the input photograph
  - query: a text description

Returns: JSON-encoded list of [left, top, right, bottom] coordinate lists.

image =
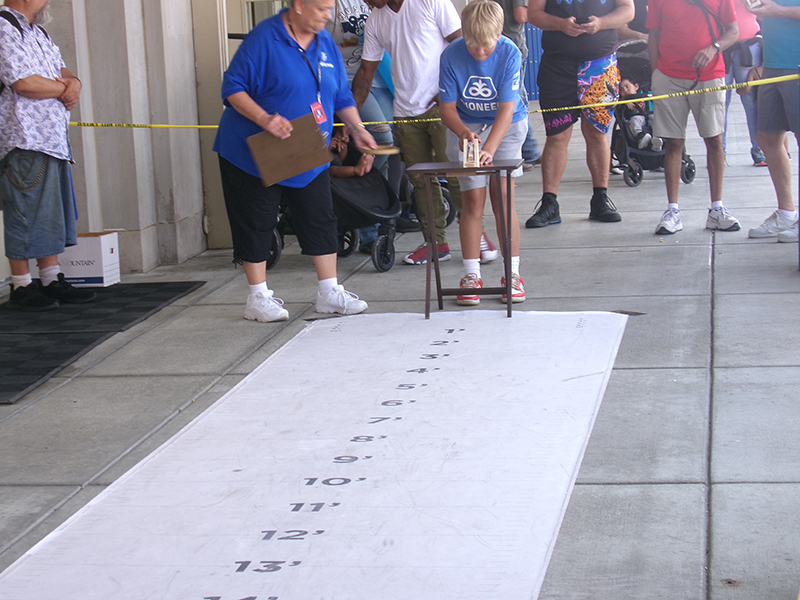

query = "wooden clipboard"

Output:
[[246, 113, 331, 186]]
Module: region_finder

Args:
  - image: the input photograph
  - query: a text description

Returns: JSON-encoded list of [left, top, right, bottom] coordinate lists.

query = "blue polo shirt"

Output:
[[439, 37, 527, 125], [214, 9, 355, 187]]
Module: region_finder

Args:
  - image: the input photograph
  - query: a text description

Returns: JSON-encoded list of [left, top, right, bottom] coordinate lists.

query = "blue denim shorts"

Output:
[[1, 149, 77, 261]]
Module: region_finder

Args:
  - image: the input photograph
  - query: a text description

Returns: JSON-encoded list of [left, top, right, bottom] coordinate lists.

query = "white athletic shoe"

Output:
[[777, 223, 799, 243], [706, 206, 741, 231], [244, 291, 289, 322], [316, 285, 368, 315], [748, 210, 798, 238], [656, 209, 683, 235]]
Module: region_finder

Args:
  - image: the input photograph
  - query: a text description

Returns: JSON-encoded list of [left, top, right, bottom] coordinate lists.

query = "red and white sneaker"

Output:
[[457, 273, 482, 306], [500, 273, 526, 303], [403, 242, 451, 265], [480, 233, 499, 263]]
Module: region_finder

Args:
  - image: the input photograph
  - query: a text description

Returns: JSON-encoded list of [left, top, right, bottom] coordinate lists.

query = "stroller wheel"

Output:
[[338, 230, 359, 257], [371, 234, 395, 272], [623, 160, 644, 187], [681, 157, 697, 184], [265, 228, 283, 271], [442, 186, 458, 228]]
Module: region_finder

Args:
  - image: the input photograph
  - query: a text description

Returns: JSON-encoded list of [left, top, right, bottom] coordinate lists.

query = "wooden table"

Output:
[[406, 159, 524, 318]]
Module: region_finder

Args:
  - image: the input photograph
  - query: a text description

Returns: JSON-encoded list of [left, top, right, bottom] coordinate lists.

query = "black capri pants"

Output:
[[219, 156, 338, 262]]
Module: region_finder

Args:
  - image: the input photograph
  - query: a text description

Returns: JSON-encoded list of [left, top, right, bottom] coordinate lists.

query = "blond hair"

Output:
[[461, 0, 504, 48]]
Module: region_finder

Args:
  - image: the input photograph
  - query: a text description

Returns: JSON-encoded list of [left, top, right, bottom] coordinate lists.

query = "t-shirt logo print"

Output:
[[464, 76, 498, 101]]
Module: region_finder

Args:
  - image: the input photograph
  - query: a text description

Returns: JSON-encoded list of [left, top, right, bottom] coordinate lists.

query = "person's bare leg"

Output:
[[459, 187, 487, 260], [759, 130, 795, 211], [541, 127, 573, 195]]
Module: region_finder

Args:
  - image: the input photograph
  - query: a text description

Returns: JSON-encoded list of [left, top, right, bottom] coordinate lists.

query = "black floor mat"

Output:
[[0, 281, 205, 404]]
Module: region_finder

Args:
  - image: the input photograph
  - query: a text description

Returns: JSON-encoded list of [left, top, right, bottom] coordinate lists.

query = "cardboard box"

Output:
[[30, 232, 120, 287]]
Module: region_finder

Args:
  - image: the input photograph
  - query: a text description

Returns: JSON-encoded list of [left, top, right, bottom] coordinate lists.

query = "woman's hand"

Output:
[[349, 124, 378, 153], [262, 112, 293, 139]]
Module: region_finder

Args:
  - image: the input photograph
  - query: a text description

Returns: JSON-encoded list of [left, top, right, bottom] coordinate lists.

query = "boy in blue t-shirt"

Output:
[[439, 0, 528, 305]]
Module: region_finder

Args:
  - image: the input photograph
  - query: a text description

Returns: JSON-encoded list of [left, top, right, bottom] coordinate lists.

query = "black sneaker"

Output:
[[589, 192, 622, 222], [40, 273, 97, 304], [525, 194, 561, 228], [4, 283, 59, 312], [396, 214, 421, 233]]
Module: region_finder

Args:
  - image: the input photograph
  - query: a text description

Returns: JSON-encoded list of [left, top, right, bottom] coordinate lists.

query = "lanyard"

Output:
[[298, 45, 323, 105]]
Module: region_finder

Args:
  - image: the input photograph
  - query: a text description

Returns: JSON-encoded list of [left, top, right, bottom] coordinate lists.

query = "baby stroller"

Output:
[[269, 168, 402, 273], [612, 44, 697, 187]]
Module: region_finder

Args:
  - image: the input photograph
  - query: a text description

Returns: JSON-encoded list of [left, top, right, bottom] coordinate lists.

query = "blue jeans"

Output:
[[1, 149, 76, 260], [723, 42, 762, 154], [520, 59, 541, 162]]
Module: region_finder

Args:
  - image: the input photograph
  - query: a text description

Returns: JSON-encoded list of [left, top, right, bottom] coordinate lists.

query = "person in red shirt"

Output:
[[647, 0, 740, 235]]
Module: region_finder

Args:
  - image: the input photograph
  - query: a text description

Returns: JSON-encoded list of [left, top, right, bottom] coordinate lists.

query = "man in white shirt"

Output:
[[353, 0, 477, 265]]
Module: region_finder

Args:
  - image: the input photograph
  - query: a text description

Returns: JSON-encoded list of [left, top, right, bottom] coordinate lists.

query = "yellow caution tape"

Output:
[[69, 73, 799, 130]]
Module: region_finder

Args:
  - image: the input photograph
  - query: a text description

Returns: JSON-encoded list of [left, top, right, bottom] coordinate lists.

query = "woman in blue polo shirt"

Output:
[[439, 0, 528, 306], [214, 0, 376, 323]]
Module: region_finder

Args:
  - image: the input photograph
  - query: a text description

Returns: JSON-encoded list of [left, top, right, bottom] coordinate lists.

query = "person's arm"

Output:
[[440, 100, 480, 150], [56, 67, 81, 111], [480, 101, 515, 164], [10, 74, 66, 100], [351, 60, 379, 110], [445, 29, 462, 43], [336, 104, 378, 151], [747, 0, 800, 19], [649, 28, 661, 72], [225, 90, 293, 139], [692, 21, 739, 70], [513, 5, 527, 24]]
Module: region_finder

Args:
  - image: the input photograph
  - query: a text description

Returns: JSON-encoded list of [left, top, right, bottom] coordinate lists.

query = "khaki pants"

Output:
[[394, 105, 462, 244]]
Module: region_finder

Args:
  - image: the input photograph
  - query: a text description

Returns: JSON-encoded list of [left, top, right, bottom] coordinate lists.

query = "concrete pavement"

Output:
[[1, 101, 799, 599]]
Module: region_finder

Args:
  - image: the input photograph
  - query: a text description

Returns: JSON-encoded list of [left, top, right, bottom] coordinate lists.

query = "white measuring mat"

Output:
[[0, 310, 627, 600]]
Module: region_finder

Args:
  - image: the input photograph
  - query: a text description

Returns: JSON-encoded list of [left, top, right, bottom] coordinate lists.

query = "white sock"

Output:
[[669, 203, 680, 212], [39, 265, 60, 287], [710, 201, 723, 209], [778, 209, 798, 220], [463, 258, 481, 279], [249, 282, 269, 297], [503, 256, 520, 276], [319, 277, 338, 295], [11, 273, 33, 290]]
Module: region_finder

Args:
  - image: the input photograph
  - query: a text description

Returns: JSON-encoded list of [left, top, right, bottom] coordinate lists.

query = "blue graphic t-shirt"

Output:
[[439, 36, 527, 125]]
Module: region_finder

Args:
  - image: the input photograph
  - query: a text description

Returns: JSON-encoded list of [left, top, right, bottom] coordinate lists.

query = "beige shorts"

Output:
[[651, 69, 725, 139]]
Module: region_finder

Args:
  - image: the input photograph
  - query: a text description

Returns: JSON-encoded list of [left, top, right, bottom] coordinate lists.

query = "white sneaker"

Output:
[[777, 223, 799, 243], [244, 291, 289, 322], [480, 232, 499, 263], [656, 209, 683, 234], [316, 285, 368, 315], [637, 132, 652, 150], [706, 206, 741, 231], [650, 137, 663, 152], [748, 210, 798, 238]]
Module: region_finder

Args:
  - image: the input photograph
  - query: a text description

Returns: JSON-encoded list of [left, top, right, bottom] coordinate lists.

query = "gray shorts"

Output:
[[651, 69, 725, 139], [1, 149, 77, 261], [445, 119, 527, 191], [757, 68, 800, 136]]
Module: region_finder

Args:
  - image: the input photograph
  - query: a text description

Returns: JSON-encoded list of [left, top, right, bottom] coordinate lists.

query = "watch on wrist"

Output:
[[712, 42, 721, 53]]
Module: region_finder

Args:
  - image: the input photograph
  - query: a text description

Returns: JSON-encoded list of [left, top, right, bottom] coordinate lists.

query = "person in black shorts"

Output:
[[525, 0, 634, 228]]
